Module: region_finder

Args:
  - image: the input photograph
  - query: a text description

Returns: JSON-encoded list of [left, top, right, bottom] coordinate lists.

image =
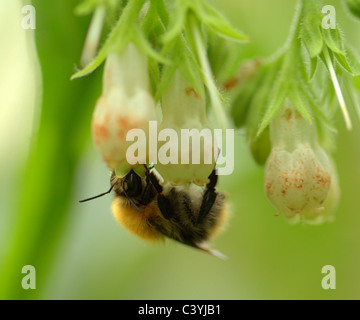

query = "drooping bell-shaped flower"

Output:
[[154, 71, 217, 186], [92, 43, 157, 172], [264, 99, 336, 222], [300, 158, 340, 224]]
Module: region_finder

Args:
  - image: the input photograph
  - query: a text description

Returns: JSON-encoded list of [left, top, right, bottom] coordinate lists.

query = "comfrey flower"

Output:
[[264, 99, 339, 223], [154, 71, 217, 186], [92, 43, 156, 172], [300, 159, 340, 224]]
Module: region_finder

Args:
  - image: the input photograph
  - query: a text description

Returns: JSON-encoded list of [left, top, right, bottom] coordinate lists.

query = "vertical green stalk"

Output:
[[323, 46, 352, 130], [80, 5, 106, 68], [0, 1, 100, 299]]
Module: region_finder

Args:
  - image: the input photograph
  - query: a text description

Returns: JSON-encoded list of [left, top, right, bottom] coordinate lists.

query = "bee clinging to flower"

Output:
[[110, 167, 228, 258], [80, 40, 229, 257]]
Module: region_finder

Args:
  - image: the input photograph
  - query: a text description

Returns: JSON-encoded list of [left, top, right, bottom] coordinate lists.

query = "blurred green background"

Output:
[[1, 0, 360, 300]]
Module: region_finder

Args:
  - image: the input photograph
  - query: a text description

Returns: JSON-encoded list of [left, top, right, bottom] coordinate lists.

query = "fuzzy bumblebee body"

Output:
[[110, 169, 228, 257]]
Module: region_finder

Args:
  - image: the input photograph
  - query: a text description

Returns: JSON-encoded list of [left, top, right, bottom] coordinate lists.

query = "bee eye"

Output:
[[124, 170, 142, 197]]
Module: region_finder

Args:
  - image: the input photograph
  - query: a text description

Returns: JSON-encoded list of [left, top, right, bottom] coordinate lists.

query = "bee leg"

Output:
[[157, 194, 175, 220], [124, 170, 142, 197], [140, 175, 155, 205], [197, 169, 218, 223], [145, 170, 173, 220]]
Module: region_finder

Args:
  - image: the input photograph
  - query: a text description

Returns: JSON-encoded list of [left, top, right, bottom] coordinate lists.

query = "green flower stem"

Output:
[[101, 0, 147, 52], [80, 4, 106, 67], [0, 1, 101, 299], [323, 46, 352, 130], [190, 15, 229, 129]]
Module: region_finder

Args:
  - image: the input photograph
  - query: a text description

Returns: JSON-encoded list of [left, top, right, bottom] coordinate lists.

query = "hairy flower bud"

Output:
[[154, 71, 217, 185], [92, 43, 156, 171], [264, 100, 334, 222]]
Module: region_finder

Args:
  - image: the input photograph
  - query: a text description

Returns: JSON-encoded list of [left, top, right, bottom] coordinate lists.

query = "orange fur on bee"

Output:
[[208, 203, 230, 240], [111, 197, 164, 241]]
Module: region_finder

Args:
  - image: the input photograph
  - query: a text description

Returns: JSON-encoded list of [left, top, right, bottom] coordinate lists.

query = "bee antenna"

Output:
[[79, 184, 115, 203]]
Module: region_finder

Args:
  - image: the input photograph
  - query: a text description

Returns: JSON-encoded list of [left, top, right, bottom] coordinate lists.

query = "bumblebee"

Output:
[[81, 167, 228, 258]]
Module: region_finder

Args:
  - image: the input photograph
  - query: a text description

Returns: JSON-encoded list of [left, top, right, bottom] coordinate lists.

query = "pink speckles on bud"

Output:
[[265, 144, 331, 218], [264, 100, 337, 223], [91, 43, 156, 170]]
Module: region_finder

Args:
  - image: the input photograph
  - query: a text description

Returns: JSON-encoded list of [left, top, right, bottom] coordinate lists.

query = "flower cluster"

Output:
[[229, 0, 360, 224], [92, 43, 156, 171], [264, 100, 339, 223], [73, 0, 360, 226], [73, 0, 248, 185], [91, 41, 218, 184]]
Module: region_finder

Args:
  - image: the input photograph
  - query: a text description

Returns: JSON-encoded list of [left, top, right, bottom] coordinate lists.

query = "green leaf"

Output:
[[161, 4, 187, 43], [335, 46, 360, 76], [334, 52, 355, 74], [300, 0, 323, 58], [308, 55, 318, 81], [257, 78, 288, 136], [135, 29, 169, 64], [71, 0, 167, 80], [200, 1, 249, 42], [162, 0, 249, 44], [322, 27, 346, 55], [300, 18, 323, 58]]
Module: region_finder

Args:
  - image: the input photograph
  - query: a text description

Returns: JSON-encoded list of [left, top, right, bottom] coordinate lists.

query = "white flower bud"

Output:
[[264, 100, 333, 222], [154, 71, 217, 185], [301, 159, 340, 224], [92, 43, 156, 170]]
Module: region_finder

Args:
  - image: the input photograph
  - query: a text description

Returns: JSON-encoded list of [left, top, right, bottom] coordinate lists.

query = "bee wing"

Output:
[[149, 219, 227, 259], [194, 242, 227, 260]]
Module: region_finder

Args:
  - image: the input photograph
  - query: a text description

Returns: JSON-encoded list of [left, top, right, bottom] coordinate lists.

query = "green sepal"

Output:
[[322, 27, 346, 56], [71, 0, 167, 80], [198, 0, 249, 42], [300, 11, 323, 58], [287, 84, 313, 124], [334, 46, 360, 76], [256, 75, 288, 136], [162, 0, 249, 44], [308, 55, 319, 81]]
